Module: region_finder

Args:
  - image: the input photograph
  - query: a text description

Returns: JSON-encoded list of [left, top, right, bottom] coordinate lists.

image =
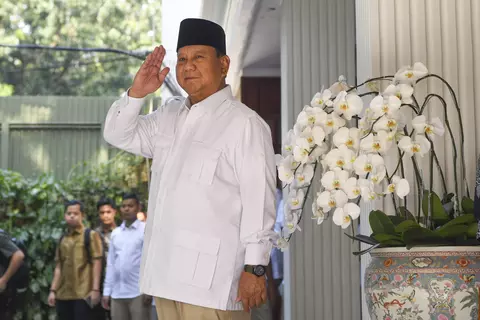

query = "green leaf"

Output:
[[389, 215, 406, 226], [422, 190, 449, 224], [462, 197, 474, 214], [402, 227, 450, 249], [372, 233, 404, 245], [395, 220, 420, 233], [344, 233, 378, 245], [396, 206, 416, 221], [467, 222, 478, 238], [369, 210, 396, 235], [436, 214, 476, 232], [434, 224, 469, 239]]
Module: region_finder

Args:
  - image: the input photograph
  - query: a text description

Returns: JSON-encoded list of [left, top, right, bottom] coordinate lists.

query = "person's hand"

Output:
[[48, 291, 56, 307], [236, 271, 267, 312], [102, 296, 110, 310], [0, 277, 7, 293], [90, 290, 101, 306], [143, 294, 153, 306], [130, 46, 170, 98]]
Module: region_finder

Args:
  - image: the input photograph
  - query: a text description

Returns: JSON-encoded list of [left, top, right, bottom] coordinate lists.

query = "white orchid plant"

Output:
[[276, 63, 476, 253]]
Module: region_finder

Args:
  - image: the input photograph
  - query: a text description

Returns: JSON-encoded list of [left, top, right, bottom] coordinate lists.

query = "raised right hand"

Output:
[[130, 45, 170, 98], [48, 291, 56, 307]]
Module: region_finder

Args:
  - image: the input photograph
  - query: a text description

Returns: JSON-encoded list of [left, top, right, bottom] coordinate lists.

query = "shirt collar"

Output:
[[69, 225, 85, 235], [182, 85, 233, 113], [120, 219, 140, 230]]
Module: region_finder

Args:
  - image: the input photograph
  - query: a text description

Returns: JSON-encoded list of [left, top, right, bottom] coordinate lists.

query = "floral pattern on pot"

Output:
[[365, 247, 480, 320]]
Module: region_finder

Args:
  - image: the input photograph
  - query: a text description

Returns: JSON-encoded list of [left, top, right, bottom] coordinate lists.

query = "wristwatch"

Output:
[[244, 265, 266, 277]]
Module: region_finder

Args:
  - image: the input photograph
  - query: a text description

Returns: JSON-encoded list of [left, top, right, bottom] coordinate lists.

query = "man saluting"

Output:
[[103, 18, 276, 320]]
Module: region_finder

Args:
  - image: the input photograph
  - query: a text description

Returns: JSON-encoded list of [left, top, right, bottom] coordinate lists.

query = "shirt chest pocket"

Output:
[[185, 143, 222, 185], [151, 135, 174, 174]]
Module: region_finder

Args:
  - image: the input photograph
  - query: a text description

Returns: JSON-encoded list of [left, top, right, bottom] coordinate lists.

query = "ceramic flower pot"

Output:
[[364, 246, 480, 320]]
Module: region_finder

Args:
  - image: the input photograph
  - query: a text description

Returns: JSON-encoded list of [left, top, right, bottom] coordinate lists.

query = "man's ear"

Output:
[[220, 55, 230, 77]]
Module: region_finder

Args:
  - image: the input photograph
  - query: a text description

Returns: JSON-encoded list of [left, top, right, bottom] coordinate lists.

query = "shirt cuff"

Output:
[[115, 89, 146, 114], [103, 287, 111, 297], [244, 243, 272, 266]]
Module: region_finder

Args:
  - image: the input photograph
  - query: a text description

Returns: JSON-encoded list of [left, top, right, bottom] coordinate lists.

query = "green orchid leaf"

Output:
[[422, 190, 449, 225], [396, 206, 416, 221], [461, 197, 474, 214], [436, 214, 476, 231], [372, 233, 404, 245], [369, 210, 396, 235], [467, 222, 478, 238], [395, 220, 420, 234], [434, 224, 469, 239], [402, 227, 450, 249]]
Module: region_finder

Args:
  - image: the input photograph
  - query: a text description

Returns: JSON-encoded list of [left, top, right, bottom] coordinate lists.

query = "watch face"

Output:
[[253, 265, 266, 276]]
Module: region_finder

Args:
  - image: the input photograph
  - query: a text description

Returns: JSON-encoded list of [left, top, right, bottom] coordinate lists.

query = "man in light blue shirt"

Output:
[[102, 193, 151, 320]]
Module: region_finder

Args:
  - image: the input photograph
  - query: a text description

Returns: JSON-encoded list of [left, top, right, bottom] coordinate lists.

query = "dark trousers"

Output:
[[0, 288, 27, 320], [56, 299, 92, 320]]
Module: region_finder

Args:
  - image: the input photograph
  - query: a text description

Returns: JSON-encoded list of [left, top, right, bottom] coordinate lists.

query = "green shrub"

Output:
[[0, 151, 148, 319]]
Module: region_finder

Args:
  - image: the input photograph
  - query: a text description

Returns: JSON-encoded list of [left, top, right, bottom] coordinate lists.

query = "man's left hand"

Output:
[[236, 271, 267, 312], [90, 291, 101, 306], [143, 295, 153, 306]]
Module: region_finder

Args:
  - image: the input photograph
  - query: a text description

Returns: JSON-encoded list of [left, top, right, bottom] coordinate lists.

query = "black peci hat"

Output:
[[176, 18, 226, 55]]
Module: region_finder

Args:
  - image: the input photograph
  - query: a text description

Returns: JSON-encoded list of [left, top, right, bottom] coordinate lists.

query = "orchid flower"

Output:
[[360, 130, 393, 154], [318, 112, 346, 134], [324, 145, 356, 171], [333, 127, 361, 150], [384, 84, 414, 104], [412, 115, 445, 140], [321, 168, 350, 191], [311, 202, 326, 225], [316, 189, 348, 212], [385, 176, 410, 199], [333, 203, 361, 229], [311, 89, 333, 108], [369, 95, 401, 119], [394, 62, 428, 83], [333, 91, 364, 120], [398, 135, 431, 157], [293, 164, 315, 188]]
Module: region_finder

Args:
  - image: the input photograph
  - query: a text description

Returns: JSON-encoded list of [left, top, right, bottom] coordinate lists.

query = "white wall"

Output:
[[281, 0, 361, 319]]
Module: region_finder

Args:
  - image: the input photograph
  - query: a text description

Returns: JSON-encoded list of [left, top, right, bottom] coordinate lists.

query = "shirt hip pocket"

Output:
[[168, 229, 220, 290]]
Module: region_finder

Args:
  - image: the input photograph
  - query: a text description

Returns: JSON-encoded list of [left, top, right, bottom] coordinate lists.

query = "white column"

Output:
[[281, 0, 360, 319]]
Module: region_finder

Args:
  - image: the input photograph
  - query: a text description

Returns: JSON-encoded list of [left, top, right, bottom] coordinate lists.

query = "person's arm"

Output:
[[103, 46, 170, 158], [102, 234, 115, 298], [235, 116, 277, 266], [91, 232, 103, 291], [103, 94, 161, 158], [50, 262, 62, 292], [48, 248, 62, 307], [1, 250, 24, 283]]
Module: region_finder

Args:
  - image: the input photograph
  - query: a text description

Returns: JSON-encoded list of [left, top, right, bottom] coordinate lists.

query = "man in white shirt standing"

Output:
[[101, 193, 151, 320], [103, 18, 276, 320]]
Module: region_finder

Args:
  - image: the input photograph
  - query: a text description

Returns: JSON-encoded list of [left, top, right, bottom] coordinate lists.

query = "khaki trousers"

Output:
[[154, 297, 251, 320], [111, 295, 151, 320]]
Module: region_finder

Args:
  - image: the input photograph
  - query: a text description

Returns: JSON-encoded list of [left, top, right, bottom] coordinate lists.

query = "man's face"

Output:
[[120, 199, 139, 221], [64, 204, 83, 228], [98, 204, 116, 226], [176, 45, 230, 98]]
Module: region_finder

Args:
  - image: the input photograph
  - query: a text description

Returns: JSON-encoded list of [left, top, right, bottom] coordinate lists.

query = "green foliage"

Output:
[[0, 152, 148, 319], [361, 191, 478, 251], [0, 0, 162, 96]]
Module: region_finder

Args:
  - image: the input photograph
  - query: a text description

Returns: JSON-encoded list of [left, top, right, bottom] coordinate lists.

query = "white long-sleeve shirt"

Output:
[[103, 220, 145, 299], [103, 85, 276, 311]]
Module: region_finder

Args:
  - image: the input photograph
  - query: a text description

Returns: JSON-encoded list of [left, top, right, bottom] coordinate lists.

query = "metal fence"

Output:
[[0, 95, 161, 180]]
